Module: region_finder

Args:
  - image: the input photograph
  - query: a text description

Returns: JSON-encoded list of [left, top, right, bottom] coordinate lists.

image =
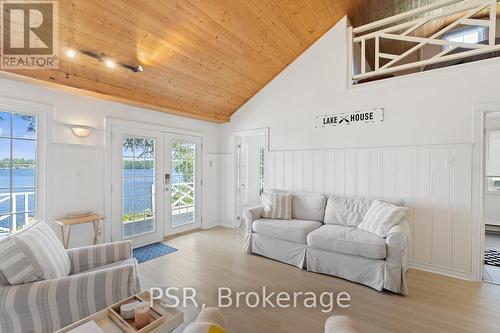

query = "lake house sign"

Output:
[[315, 108, 384, 128]]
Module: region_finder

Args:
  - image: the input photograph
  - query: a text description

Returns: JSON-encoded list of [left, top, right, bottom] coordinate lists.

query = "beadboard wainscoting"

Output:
[[266, 144, 473, 279]]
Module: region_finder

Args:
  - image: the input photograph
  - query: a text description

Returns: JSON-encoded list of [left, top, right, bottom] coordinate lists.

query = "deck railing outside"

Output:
[[0, 191, 34, 234]]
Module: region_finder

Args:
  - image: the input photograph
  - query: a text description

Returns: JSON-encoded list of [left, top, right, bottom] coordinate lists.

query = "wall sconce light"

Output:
[[69, 125, 93, 137]]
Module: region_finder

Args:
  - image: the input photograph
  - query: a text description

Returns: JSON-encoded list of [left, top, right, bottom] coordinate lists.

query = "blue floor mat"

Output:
[[133, 242, 177, 264]]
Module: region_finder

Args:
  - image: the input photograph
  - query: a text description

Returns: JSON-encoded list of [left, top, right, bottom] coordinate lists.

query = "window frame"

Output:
[[0, 97, 51, 235]]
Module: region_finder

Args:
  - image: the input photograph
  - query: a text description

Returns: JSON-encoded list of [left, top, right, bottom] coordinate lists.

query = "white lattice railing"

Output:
[[171, 182, 195, 214], [0, 191, 34, 233], [349, 0, 500, 82]]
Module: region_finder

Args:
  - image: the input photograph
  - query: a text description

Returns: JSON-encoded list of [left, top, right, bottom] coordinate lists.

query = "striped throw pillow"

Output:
[[262, 192, 292, 220], [0, 237, 40, 285], [357, 200, 408, 238], [0, 221, 71, 285]]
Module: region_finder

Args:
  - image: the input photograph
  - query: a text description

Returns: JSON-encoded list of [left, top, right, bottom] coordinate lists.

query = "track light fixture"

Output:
[[65, 48, 143, 73]]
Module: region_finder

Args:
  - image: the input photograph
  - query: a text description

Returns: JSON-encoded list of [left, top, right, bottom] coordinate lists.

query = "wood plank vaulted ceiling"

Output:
[[1, 0, 446, 123]]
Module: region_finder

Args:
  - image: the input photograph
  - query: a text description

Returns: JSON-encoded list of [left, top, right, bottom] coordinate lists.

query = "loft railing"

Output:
[[0, 191, 34, 234], [349, 0, 500, 83]]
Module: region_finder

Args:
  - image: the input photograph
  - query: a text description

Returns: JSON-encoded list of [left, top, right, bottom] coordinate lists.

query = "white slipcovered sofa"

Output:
[[244, 192, 410, 295]]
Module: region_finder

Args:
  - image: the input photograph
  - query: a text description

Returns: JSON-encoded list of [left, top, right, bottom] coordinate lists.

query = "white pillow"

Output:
[[292, 192, 326, 222], [357, 200, 408, 237], [262, 192, 292, 220]]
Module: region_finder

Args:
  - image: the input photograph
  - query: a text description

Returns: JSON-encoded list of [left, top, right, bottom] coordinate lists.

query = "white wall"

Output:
[[219, 16, 500, 280], [0, 78, 221, 247]]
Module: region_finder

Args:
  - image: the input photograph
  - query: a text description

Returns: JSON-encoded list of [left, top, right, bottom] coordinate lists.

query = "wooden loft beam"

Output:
[[353, 0, 466, 34]]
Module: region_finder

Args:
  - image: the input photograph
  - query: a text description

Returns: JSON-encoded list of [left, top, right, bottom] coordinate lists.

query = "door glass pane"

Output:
[[122, 136, 155, 238], [171, 141, 195, 227]]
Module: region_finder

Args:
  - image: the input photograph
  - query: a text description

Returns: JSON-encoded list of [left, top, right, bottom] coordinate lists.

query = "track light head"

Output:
[[66, 49, 77, 58], [105, 59, 116, 68]]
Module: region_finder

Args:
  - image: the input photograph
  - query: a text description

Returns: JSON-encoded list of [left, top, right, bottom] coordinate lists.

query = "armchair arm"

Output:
[[0, 263, 138, 333], [243, 206, 263, 253], [66, 240, 133, 274]]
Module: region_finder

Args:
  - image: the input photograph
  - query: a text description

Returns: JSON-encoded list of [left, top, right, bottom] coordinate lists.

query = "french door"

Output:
[[111, 125, 201, 247]]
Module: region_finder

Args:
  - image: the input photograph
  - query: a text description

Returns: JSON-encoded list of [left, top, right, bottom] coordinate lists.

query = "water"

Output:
[[122, 168, 155, 215], [1, 168, 187, 233]]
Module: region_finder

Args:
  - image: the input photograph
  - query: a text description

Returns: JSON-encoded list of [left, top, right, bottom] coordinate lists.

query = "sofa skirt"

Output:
[[306, 247, 385, 291], [252, 233, 307, 269]]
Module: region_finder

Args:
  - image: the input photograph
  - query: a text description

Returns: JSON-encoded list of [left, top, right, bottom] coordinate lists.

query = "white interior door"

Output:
[[164, 133, 202, 235], [237, 134, 265, 219], [111, 126, 164, 247]]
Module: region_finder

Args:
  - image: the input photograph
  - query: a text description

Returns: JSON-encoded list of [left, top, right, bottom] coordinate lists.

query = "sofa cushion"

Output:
[[253, 219, 322, 244], [323, 196, 373, 227], [262, 192, 293, 220], [307, 225, 386, 259], [292, 192, 327, 222], [358, 200, 408, 238]]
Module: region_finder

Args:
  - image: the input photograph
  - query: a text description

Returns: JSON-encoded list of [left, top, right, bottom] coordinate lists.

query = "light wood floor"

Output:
[[139, 227, 500, 333]]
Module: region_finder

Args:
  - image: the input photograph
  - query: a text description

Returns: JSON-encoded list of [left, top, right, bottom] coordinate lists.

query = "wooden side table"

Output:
[[55, 214, 106, 249]]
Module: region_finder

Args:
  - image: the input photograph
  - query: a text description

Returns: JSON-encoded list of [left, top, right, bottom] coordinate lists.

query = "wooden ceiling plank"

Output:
[[185, 0, 295, 66], [58, 2, 266, 96]]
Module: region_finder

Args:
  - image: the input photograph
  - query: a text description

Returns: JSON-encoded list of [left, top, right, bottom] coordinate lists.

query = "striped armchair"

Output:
[[0, 240, 140, 333]]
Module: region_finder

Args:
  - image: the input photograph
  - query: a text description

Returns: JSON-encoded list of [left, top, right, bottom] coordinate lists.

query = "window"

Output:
[[487, 177, 500, 192], [0, 111, 38, 236], [444, 27, 486, 48]]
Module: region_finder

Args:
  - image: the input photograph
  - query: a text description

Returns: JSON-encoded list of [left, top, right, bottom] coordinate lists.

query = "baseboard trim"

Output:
[[163, 228, 202, 240], [409, 261, 474, 281], [218, 220, 239, 229]]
